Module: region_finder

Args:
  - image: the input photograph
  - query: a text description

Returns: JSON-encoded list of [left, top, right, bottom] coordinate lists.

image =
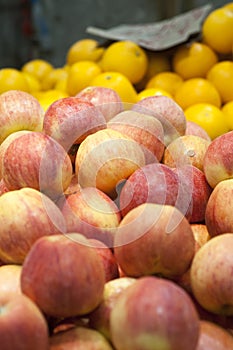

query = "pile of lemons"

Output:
[[0, 2, 232, 140]]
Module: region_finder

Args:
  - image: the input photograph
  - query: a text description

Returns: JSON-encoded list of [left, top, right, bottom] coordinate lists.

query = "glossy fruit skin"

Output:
[[202, 7, 233, 55]]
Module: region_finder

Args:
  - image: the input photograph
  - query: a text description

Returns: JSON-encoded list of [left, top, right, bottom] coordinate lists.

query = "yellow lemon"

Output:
[[101, 40, 148, 84], [66, 38, 105, 65], [0, 68, 29, 93], [184, 103, 229, 139]]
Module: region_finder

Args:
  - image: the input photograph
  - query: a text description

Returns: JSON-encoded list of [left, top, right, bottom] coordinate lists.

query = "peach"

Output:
[[196, 320, 233, 350]]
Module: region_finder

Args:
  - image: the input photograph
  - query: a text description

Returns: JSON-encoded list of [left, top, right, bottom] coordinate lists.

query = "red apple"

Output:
[[203, 130, 233, 188], [87, 239, 119, 281], [75, 128, 145, 198], [49, 326, 114, 350], [162, 134, 211, 172], [205, 179, 233, 237], [0, 130, 31, 179], [119, 162, 185, 217], [88, 277, 136, 340], [0, 187, 66, 264], [20, 233, 105, 318], [190, 233, 233, 315], [185, 120, 211, 141], [114, 202, 195, 279], [195, 320, 233, 350], [43, 96, 106, 151], [132, 95, 187, 146], [107, 110, 164, 164], [2, 131, 73, 200], [110, 276, 200, 350], [0, 90, 44, 144], [0, 179, 9, 196], [60, 187, 121, 247], [173, 165, 212, 223], [0, 264, 22, 299], [76, 86, 124, 122], [0, 293, 50, 350]]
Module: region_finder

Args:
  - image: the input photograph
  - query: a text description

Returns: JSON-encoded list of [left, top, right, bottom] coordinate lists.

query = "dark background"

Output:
[[0, 0, 231, 68]]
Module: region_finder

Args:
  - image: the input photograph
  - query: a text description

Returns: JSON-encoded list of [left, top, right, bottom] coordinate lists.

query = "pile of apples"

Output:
[[1, 78, 233, 349]]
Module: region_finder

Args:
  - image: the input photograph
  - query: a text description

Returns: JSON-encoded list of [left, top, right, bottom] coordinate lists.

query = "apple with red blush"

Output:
[[185, 120, 211, 141], [190, 233, 233, 316], [60, 187, 121, 247], [20, 233, 105, 318], [75, 128, 145, 198], [107, 110, 164, 164], [110, 276, 200, 350], [43, 96, 106, 151], [173, 165, 212, 223], [0, 187, 66, 264], [49, 326, 114, 350], [114, 202, 195, 279], [132, 95, 187, 146], [203, 130, 233, 188], [0, 293, 50, 350], [0, 90, 44, 144], [88, 277, 136, 341], [76, 86, 124, 122], [119, 162, 187, 218], [205, 179, 233, 237], [87, 238, 119, 281], [196, 320, 233, 350], [2, 131, 73, 200]]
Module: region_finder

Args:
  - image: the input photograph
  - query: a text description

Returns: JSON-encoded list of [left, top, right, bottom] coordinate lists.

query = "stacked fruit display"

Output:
[[0, 3, 233, 350]]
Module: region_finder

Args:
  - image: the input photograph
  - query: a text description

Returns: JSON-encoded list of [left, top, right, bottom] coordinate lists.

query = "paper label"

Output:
[[86, 4, 212, 51]]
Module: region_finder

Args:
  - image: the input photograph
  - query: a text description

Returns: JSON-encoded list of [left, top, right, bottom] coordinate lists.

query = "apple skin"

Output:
[[2, 131, 73, 200], [205, 179, 233, 237], [119, 162, 189, 218], [20, 233, 106, 318], [114, 202, 195, 279], [131, 95, 187, 146], [162, 135, 211, 172], [0, 187, 66, 264], [0, 264, 22, 299], [75, 86, 124, 122], [0, 90, 44, 144], [203, 130, 233, 188], [0, 179, 9, 196], [107, 110, 164, 164], [190, 233, 233, 316], [110, 276, 200, 350], [43, 96, 106, 151], [0, 293, 50, 350], [191, 224, 211, 249], [173, 165, 212, 223], [88, 277, 136, 341], [185, 120, 211, 141], [75, 128, 145, 198], [60, 187, 121, 247], [195, 320, 233, 350], [0, 130, 31, 179], [87, 239, 119, 282], [49, 326, 114, 350]]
